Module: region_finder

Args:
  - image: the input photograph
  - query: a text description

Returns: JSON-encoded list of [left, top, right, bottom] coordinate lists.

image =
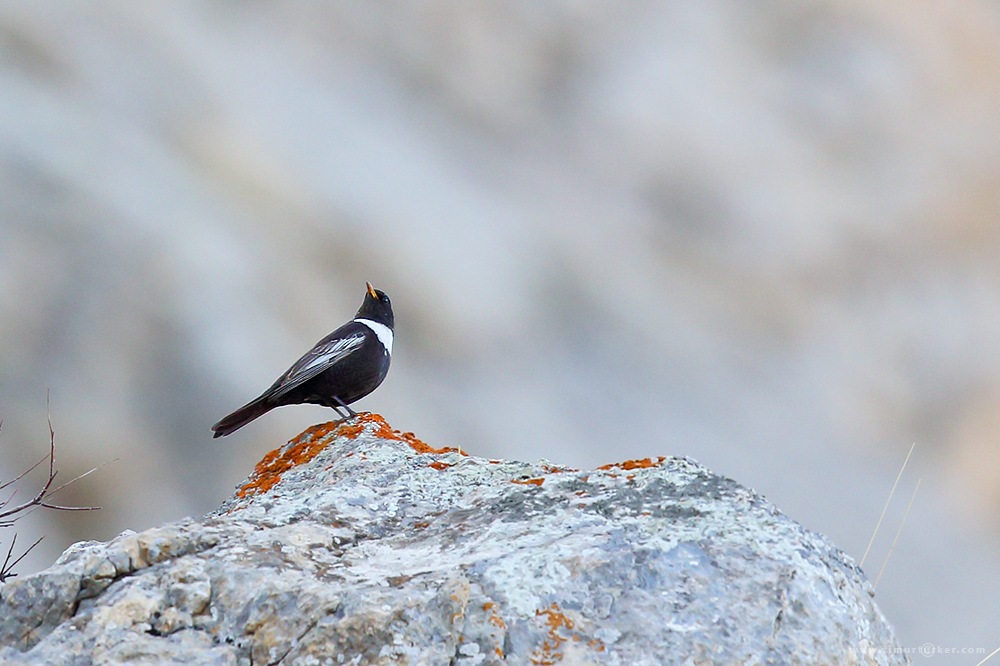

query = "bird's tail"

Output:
[[212, 397, 275, 438]]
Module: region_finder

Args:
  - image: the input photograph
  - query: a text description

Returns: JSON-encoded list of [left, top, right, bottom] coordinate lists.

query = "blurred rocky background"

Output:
[[0, 1, 998, 661]]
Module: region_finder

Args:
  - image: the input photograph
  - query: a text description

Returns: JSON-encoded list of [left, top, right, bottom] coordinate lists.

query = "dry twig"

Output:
[[0, 408, 104, 582]]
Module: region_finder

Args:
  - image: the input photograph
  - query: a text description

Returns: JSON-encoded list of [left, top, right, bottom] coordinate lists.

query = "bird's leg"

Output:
[[333, 396, 358, 418], [319, 400, 350, 420]]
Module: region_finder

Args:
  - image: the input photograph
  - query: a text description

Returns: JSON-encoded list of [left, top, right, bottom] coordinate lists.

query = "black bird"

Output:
[[212, 282, 393, 438]]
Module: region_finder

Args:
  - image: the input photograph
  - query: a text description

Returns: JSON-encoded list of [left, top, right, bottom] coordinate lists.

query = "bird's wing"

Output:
[[269, 331, 367, 398]]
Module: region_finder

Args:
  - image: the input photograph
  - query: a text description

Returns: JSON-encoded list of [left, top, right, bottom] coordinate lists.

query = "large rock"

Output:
[[0, 414, 906, 665]]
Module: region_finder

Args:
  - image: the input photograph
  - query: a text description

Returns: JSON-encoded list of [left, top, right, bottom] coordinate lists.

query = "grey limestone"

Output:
[[0, 414, 906, 665]]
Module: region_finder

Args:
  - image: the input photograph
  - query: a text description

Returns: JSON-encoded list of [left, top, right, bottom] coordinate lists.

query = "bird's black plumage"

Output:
[[212, 283, 393, 438]]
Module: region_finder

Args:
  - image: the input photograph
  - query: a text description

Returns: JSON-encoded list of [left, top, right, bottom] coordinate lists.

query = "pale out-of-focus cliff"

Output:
[[1, 2, 999, 660]]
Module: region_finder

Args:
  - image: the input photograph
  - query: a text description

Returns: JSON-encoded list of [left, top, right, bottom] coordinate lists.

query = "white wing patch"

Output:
[[354, 318, 393, 355], [298, 337, 360, 373], [271, 331, 366, 397]]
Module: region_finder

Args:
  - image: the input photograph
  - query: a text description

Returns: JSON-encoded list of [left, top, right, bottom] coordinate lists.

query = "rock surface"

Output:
[[0, 414, 906, 665]]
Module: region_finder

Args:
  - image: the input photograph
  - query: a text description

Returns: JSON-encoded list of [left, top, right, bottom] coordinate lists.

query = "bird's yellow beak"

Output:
[[366, 282, 378, 299]]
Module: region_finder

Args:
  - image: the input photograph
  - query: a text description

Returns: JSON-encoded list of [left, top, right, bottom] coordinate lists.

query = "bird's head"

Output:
[[357, 282, 394, 328]]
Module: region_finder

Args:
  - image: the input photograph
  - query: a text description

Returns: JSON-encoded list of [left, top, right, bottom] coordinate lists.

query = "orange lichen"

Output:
[[400, 431, 467, 456], [337, 412, 397, 440], [450, 593, 466, 626], [597, 456, 666, 472], [235, 415, 389, 500], [530, 603, 604, 665], [512, 478, 544, 486], [413, 521, 430, 529], [236, 426, 333, 499], [235, 413, 464, 501], [483, 602, 506, 629], [539, 604, 574, 631], [299, 420, 342, 441], [531, 604, 573, 665], [482, 602, 507, 658]]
